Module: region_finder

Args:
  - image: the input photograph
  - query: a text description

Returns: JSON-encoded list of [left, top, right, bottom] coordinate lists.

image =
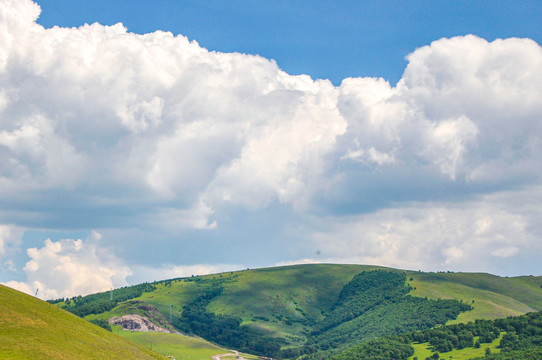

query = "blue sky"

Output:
[[34, 0, 542, 85], [1, 0, 541, 298]]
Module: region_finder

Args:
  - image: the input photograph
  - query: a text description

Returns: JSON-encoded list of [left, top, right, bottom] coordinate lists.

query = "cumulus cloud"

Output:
[[0, 0, 540, 226], [2, 231, 131, 298], [0, 0, 541, 290], [309, 186, 542, 275], [0, 0, 350, 225]]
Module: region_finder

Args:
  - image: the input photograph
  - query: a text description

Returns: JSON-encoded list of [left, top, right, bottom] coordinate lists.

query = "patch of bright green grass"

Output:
[[410, 334, 504, 360], [0, 285, 168, 360], [433, 273, 542, 311], [114, 330, 228, 360], [504, 276, 542, 310]]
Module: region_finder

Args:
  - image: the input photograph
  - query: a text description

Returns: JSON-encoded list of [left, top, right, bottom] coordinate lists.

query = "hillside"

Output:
[[408, 271, 542, 323], [0, 284, 168, 360], [331, 310, 542, 360], [54, 264, 542, 359]]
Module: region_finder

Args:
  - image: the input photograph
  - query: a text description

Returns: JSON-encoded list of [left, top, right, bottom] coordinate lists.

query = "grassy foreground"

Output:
[[0, 284, 167, 360]]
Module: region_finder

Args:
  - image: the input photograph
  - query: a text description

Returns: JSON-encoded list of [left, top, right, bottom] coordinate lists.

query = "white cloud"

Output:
[[2, 231, 131, 299], [150, 200, 218, 230], [0, 1, 540, 229], [397, 36, 542, 182], [0, 0, 350, 225], [420, 116, 478, 179], [341, 146, 396, 166], [0, 0, 540, 286], [309, 187, 541, 274], [490, 247, 519, 258]]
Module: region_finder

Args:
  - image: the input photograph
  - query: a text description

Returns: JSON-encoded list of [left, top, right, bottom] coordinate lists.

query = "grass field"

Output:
[[113, 329, 230, 360], [0, 285, 168, 360], [410, 334, 504, 360]]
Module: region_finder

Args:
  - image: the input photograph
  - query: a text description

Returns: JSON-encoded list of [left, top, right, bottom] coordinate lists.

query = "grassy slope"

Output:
[[407, 272, 542, 324], [112, 328, 231, 360], [208, 264, 384, 338], [0, 285, 167, 360]]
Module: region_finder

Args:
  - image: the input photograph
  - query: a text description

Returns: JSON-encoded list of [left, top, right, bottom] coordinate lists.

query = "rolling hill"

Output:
[[52, 264, 542, 359]]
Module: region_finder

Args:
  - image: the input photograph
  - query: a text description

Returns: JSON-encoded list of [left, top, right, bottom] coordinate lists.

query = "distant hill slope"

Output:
[[54, 264, 542, 359], [408, 271, 542, 323], [0, 284, 168, 360]]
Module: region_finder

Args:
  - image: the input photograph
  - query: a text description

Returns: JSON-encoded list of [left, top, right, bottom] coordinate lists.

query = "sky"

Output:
[[0, 0, 541, 299]]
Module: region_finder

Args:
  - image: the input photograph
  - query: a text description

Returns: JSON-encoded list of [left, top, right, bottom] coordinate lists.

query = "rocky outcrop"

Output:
[[108, 314, 179, 333]]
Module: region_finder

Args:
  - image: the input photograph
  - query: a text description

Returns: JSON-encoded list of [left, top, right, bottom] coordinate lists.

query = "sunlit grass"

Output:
[[410, 334, 504, 360], [115, 330, 228, 360], [407, 272, 538, 324]]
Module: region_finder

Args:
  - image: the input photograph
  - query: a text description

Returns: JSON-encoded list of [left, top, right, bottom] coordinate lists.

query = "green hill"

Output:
[[0, 284, 168, 360], [53, 264, 542, 359]]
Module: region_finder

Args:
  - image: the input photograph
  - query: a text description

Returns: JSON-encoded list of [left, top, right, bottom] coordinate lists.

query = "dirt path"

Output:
[[212, 350, 239, 360]]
